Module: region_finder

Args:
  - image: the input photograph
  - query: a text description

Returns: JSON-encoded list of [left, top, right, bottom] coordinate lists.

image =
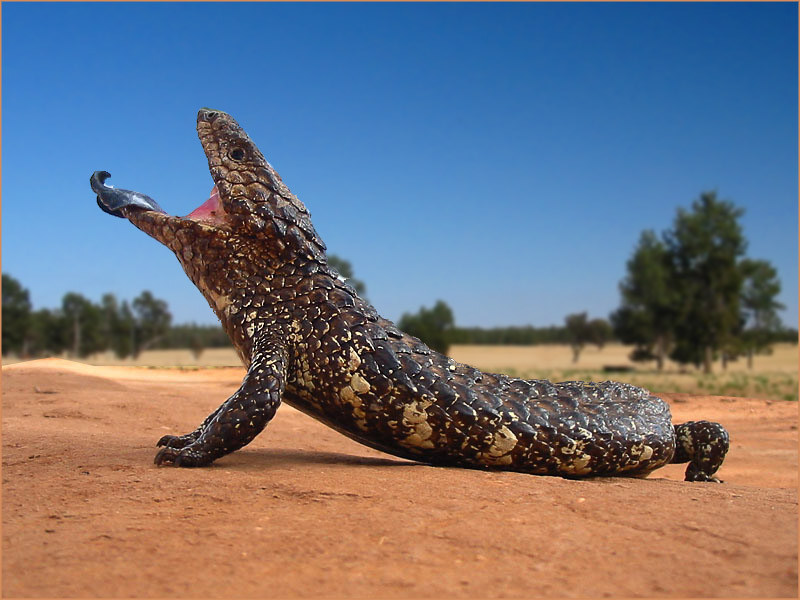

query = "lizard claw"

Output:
[[154, 446, 194, 467], [156, 434, 194, 449], [154, 446, 180, 466]]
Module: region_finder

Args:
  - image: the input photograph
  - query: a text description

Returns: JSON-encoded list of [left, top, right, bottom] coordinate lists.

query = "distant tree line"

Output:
[[1, 274, 232, 359], [3, 212, 794, 372], [398, 305, 613, 359], [160, 323, 233, 358], [450, 324, 572, 346], [0, 253, 368, 360]]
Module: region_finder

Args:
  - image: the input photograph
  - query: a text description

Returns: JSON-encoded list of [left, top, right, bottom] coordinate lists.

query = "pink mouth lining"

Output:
[[185, 186, 225, 224]]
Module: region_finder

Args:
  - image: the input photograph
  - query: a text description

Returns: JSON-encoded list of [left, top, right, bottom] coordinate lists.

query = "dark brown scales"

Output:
[[98, 109, 729, 482]]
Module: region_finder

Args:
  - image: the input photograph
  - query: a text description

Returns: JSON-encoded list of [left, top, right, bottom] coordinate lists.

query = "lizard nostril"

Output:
[[201, 109, 219, 122]]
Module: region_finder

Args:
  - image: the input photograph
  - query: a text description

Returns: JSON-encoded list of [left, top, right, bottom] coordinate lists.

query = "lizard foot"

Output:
[[684, 463, 724, 483], [672, 421, 729, 483], [154, 445, 211, 467]]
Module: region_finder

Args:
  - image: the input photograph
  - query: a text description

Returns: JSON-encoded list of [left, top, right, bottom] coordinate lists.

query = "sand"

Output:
[[2, 358, 797, 597]]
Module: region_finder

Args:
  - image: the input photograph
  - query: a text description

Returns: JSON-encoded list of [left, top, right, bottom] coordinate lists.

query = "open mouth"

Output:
[[91, 171, 226, 226], [185, 185, 224, 224]]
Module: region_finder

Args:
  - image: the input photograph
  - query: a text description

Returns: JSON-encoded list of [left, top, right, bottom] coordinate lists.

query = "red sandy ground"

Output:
[[2, 359, 797, 597]]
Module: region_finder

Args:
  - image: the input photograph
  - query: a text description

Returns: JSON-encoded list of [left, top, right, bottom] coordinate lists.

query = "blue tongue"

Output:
[[90, 171, 164, 218]]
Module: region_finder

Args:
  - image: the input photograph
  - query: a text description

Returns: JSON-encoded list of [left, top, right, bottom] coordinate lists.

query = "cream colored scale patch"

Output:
[[478, 425, 518, 466], [336, 349, 373, 432], [398, 400, 436, 451]]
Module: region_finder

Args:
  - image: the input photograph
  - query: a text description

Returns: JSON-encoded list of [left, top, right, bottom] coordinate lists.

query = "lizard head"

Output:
[[93, 109, 330, 337], [93, 108, 327, 266], [193, 109, 326, 263]]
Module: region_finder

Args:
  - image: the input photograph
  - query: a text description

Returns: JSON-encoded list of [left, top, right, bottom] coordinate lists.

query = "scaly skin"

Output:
[[94, 108, 729, 481]]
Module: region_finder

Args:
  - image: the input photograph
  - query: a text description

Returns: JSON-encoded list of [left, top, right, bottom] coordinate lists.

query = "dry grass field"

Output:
[[450, 342, 799, 403], [5, 342, 796, 402]]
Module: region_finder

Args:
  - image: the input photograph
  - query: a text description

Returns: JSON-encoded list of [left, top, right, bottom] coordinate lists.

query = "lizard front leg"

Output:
[[154, 337, 288, 467]]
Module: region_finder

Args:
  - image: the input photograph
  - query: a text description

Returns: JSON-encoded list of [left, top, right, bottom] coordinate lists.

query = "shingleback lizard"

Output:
[[91, 108, 729, 482]]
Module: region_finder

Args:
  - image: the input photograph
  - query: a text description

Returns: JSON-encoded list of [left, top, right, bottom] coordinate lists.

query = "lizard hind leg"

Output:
[[671, 420, 730, 482]]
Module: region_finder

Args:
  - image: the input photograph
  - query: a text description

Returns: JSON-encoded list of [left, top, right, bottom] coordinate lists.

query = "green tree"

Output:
[[613, 192, 788, 374], [665, 191, 747, 373], [565, 312, 587, 363], [99, 293, 138, 359], [2, 274, 32, 356], [328, 255, 367, 298], [116, 301, 136, 358], [62, 293, 87, 357], [739, 258, 784, 368], [61, 292, 105, 358], [588, 318, 613, 350], [398, 300, 454, 354], [189, 334, 206, 360], [100, 293, 120, 356], [610, 230, 677, 370], [27, 308, 67, 357], [565, 313, 610, 363], [131, 291, 171, 357]]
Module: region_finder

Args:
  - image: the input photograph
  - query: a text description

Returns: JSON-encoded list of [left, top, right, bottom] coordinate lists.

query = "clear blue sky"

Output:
[[3, 2, 797, 329]]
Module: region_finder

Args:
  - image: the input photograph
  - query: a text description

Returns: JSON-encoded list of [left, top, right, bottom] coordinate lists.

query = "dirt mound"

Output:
[[2, 361, 797, 597]]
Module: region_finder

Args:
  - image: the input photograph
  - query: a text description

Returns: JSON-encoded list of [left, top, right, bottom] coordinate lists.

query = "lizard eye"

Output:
[[229, 148, 245, 161]]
